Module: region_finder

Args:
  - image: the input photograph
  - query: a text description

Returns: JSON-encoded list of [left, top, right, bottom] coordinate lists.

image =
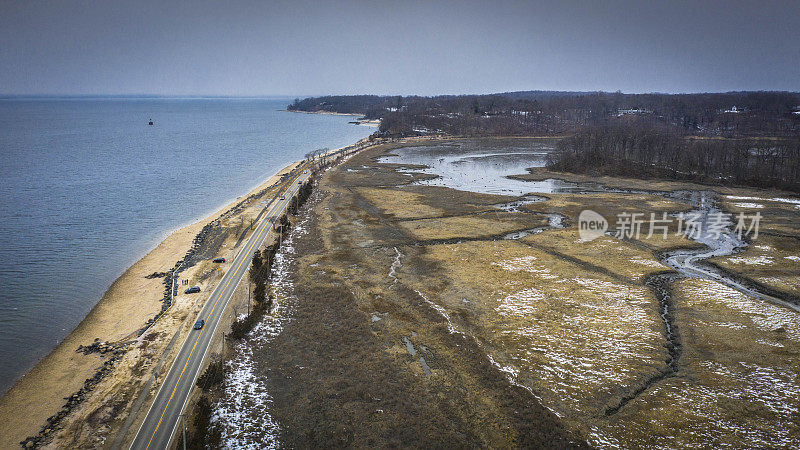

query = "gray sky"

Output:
[[1, 0, 798, 96]]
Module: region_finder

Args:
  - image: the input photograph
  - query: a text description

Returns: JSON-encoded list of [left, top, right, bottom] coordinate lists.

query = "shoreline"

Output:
[[0, 156, 307, 448], [0, 135, 460, 447], [283, 109, 362, 116], [284, 109, 380, 127], [1, 160, 300, 397]]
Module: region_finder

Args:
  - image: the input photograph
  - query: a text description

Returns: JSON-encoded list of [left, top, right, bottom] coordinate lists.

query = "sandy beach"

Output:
[[0, 160, 304, 449], [286, 109, 380, 126]]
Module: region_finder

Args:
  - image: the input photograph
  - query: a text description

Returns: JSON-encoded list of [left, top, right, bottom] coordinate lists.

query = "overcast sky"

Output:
[[1, 0, 798, 96]]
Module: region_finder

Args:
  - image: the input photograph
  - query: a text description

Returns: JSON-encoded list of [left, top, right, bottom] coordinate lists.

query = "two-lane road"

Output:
[[130, 164, 311, 450]]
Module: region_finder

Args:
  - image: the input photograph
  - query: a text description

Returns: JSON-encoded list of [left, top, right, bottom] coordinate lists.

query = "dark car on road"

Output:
[[193, 319, 205, 330], [212, 257, 225, 263], [184, 286, 201, 294]]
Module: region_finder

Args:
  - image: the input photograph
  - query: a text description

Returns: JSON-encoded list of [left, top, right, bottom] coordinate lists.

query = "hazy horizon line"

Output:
[[3, 89, 800, 100]]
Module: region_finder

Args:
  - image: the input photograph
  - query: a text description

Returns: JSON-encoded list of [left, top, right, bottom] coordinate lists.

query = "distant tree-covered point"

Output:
[[289, 91, 800, 191], [288, 91, 800, 138]]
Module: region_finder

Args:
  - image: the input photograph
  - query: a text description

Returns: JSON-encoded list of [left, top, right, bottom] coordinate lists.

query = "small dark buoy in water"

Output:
[[148, 118, 154, 126]]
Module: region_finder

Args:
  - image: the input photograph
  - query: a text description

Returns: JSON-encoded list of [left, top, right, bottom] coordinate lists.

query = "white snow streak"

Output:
[[212, 215, 308, 448]]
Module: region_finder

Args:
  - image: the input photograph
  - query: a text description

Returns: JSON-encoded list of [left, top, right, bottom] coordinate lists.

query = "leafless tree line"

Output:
[[289, 91, 800, 138], [548, 125, 800, 192]]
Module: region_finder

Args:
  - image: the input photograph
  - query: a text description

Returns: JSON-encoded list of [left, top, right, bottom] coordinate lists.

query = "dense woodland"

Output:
[[289, 91, 800, 137], [548, 125, 800, 192], [289, 92, 800, 191]]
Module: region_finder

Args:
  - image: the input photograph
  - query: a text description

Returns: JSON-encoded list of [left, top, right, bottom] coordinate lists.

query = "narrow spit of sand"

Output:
[[0, 160, 302, 449]]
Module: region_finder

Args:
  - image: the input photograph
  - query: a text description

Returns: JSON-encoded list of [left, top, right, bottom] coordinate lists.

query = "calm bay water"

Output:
[[0, 98, 371, 394]]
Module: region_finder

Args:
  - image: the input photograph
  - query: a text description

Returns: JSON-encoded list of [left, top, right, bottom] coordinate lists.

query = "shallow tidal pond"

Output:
[[378, 139, 576, 195], [213, 138, 800, 448], [375, 138, 800, 448]]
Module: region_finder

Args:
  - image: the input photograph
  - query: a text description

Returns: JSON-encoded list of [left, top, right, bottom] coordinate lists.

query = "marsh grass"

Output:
[[220, 139, 800, 448]]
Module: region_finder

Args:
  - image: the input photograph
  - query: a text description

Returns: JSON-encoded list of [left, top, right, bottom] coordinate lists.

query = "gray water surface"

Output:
[[0, 97, 371, 393], [378, 139, 574, 195], [382, 140, 797, 313]]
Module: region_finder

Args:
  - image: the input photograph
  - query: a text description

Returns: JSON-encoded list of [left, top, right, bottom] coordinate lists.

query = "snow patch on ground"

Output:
[[726, 195, 763, 201], [757, 276, 800, 291], [683, 279, 800, 341], [771, 197, 800, 205], [213, 328, 282, 449], [493, 256, 559, 279], [388, 247, 402, 284], [496, 288, 547, 316], [414, 289, 457, 334], [493, 256, 538, 271], [730, 202, 764, 209], [691, 360, 800, 446], [498, 276, 661, 413], [413, 288, 554, 413], [212, 215, 309, 448], [629, 256, 665, 268], [727, 195, 800, 209], [709, 321, 747, 330], [726, 255, 773, 265]]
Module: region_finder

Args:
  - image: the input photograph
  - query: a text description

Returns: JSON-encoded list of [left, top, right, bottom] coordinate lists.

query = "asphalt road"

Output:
[[130, 163, 310, 450]]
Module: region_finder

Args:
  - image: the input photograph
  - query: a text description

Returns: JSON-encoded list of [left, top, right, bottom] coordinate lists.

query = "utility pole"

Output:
[[248, 280, 251, 314], [222, 332, 227, 358], [179, 413, 187, 450]]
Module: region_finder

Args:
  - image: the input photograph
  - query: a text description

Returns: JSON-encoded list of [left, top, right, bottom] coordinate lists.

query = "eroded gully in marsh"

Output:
[[380, 142, 800, 413]]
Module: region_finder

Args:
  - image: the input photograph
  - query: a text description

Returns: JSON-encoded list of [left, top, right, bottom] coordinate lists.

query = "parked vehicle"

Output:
[[184, 286, 201, 294], [193, 319, 205, 330], [213, 257, 225, 263]]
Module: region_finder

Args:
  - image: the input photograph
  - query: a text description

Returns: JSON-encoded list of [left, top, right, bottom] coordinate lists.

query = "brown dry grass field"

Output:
[[242, 138, 799, 448]]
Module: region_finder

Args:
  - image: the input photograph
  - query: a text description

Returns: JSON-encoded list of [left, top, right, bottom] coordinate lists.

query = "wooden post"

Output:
[[180, 413, 187, 450]]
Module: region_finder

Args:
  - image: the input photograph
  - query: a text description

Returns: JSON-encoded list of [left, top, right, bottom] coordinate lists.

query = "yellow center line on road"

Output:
[[143, 169, 307, 449]]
